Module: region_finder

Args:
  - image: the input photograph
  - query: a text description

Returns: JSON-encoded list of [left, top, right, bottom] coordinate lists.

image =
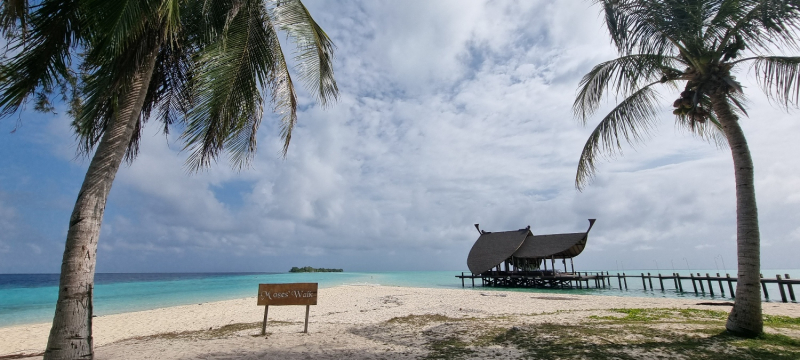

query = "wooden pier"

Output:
[[456, 271, 800, 303]]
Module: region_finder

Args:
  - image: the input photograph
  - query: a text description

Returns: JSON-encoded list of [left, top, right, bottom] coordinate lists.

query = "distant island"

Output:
[[289, 266, 343, 273]]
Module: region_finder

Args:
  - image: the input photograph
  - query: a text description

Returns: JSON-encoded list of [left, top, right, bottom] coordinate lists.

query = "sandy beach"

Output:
[[1, 285, 798, 359]]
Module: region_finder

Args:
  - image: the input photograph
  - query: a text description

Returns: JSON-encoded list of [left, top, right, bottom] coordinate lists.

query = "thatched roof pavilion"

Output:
[[466, 219, 596, 274]]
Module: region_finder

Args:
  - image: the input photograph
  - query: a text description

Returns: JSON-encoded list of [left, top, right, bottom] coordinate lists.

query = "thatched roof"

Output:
[[466, 219, 596, 274], [512, 232, 587, 259], [466, 229, 531, 274]]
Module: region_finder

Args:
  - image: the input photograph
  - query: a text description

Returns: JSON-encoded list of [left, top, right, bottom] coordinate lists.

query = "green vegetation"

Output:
[[764, 315, 800, 328], [128, 321, 297, 341], [423, 336, 475, 360], [109, 308, 800, 359], [590, 308, 728, 323], [377, 309, 800, 360], [387, 314, 465, 326], [289, 266, 343, 273]]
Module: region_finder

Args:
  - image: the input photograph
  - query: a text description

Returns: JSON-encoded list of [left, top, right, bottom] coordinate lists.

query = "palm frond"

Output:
[[75, 17, 164, 157], [74, 0, 190, 159], [576, 83, 662, 190], [0, 0, 28, 39], [158, 0, 182, 45], [262, 13, 297, 157], [720, 0, 800, 54], [142, 40, 194, 136], [83, 0, 161, 57], [595, 0, 688, 56], [0, 0, 85, 117], [727, 89, 750, 117], [574, 54, 680, 122], [751, 56, 800, 108], [271, 0, 337, 107], [182, 0, 272, 171]]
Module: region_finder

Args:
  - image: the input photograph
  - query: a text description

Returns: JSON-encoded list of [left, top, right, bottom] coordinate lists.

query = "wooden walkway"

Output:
[[455, 271, 799, 303]]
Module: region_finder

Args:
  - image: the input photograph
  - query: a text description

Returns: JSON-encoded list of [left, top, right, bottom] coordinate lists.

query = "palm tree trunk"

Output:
[[710, 93, 763, 337], [43, 48, 160, 360]]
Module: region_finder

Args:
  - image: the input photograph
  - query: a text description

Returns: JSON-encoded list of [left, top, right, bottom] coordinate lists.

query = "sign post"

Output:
[[257, 283, 318, 334]]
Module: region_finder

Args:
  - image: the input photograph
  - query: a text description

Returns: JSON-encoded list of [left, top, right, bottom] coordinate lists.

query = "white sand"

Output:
[[1, 285, 796, 359]]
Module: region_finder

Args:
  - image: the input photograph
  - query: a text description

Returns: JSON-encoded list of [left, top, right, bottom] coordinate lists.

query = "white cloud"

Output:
[[3, 0, 799, 273]]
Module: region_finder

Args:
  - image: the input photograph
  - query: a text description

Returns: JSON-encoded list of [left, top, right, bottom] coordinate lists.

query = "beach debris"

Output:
[[530, 296, 579, 301], [696, 302, 734, 306]]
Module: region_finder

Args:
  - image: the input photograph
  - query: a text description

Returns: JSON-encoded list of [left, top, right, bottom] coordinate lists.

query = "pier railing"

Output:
[[455, 271, 798, 303]]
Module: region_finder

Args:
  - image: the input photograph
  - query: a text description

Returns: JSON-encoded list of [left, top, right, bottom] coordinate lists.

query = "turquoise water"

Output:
[[1, 270, 797, 328]]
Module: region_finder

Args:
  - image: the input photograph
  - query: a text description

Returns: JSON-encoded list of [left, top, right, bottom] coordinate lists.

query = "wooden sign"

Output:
[[257, 283, 318, 306], [257, 283, 318, 334]]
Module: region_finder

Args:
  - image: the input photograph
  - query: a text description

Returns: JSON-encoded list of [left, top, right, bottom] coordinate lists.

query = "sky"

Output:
[[1, 0, 799, 274]]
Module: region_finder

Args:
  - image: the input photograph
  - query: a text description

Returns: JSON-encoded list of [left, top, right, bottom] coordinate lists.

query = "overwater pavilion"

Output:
[[460, 219, 596, 288]]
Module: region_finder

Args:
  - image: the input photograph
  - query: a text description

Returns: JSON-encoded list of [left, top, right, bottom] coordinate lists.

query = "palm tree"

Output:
[[0, 0, 337, 358], [574, 0, 800, 337]]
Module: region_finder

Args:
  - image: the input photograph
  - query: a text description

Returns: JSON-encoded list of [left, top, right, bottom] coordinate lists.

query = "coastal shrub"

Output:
[[591, 308, 728, 323], [387, 314, 461, 326], [423, 336, 474, 360], [763, 315, 800, 328]]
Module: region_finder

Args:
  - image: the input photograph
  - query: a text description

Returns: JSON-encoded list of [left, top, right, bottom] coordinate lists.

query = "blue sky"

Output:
[[1, 0, 799, 274]]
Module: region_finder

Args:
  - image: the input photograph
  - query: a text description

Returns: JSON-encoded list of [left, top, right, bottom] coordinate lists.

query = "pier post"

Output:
[[697, 273, 705, 294], [777, 275, 788, 303], [726, 274, 735, 298], [617, 273, 622, 289], [672, 273, 678, 292], [705, 273, 714, 297], [690, 273, 698, 294], [676, 273, 683, 292], [658, 273, 664, 291], [761, 274, 769, 300], [715, 273, 725, 297], [647, 273, 654, 290], [786, 274, 796, 302], [461, 273, 465, 288], [640, 273, 646, 290], [623, 273, 628, 290]]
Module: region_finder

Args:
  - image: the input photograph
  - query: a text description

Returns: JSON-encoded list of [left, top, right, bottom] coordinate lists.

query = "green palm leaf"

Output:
[[751, 56, 800, 107], [574, 54, 681, 121], [183, 0, 273, 170], [0, 0, 28, 38], [262, 5, 298, 157], [576, 83, 662, 190], [271, 0, 338, 107], [0, 0, 85, 117], [596, 0, 688, 56]]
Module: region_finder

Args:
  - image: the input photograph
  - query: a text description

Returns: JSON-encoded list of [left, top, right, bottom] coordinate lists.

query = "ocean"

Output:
[[1, 269, 797, 328]]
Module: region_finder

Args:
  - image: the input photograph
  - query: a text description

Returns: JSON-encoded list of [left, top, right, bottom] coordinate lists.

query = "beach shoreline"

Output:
[[2, 285, 797, 359]]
